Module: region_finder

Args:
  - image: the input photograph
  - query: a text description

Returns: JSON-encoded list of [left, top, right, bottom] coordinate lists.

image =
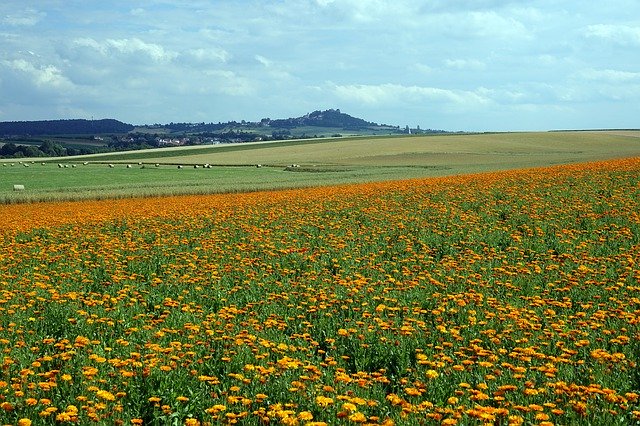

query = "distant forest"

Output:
[[0, 119, 134, 136], [0, 140, 97, 158]]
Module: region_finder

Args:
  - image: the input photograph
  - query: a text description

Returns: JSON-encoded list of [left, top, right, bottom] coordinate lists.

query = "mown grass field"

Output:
[[2, 131, 640, 203], [0, 157, 639, 425]]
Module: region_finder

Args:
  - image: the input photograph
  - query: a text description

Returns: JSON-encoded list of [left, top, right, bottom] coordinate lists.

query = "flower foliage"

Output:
[[1, 158, 639, 425]]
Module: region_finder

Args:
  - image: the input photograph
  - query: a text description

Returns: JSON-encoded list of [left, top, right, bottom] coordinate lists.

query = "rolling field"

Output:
[[0, 157, 639, 425], [2, 131, 640, 203]]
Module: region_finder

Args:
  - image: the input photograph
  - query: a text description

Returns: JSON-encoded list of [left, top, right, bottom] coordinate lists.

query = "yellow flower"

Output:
[[96, 390, 116, 401], [316, 396, 334, 407], [297, 411, 314, 420], [348, 412, 367, 423], [342, 402, 357, 412]]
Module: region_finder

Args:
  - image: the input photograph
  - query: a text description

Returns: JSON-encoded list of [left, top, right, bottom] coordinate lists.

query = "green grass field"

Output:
[[2, 131, 640, 203]]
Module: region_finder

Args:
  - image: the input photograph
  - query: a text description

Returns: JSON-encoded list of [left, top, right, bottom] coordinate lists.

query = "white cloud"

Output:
[[73, 37, 178, 62], [311, 0, 415, 23], [444, 59, 486, 71], [2, 8, 45, 26], [254, 55, 293, 80], [330, 83, 491, 106], [579, 68, 640, 83], [585, 24, 640, 46], [3, 59, 73, 90], [203, 70, 255, 96], [185, 48, 229, 63], [428, 10, 530, 40], [255, 55, 271, 68], [413, 63, 434, 74]]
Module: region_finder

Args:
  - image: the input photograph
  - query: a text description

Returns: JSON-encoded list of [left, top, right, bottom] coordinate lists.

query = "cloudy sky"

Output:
[[1, 1, 639, 131]]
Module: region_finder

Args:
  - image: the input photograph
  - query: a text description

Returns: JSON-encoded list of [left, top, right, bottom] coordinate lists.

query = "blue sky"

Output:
[[1, 1, 639, 131]]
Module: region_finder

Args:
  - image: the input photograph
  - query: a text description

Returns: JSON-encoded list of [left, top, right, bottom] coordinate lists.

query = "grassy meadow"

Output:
[[0, 156, 639, 425], [2, 130, 640, 203]]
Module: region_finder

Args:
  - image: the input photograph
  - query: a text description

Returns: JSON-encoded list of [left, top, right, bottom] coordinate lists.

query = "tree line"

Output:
[[0, 140, 97, 158], [0, 119, 133, 136]]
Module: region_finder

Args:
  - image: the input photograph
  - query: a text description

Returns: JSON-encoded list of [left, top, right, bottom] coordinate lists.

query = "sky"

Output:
[[0, 1, 639, 131]]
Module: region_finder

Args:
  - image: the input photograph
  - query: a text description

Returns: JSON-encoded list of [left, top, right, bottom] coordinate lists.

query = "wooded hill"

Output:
[[0, 119, 134, 136]]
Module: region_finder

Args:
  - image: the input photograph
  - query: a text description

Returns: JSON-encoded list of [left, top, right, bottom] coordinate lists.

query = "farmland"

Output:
[[2, 130, 640, 203], [1, 155, 639, 424]]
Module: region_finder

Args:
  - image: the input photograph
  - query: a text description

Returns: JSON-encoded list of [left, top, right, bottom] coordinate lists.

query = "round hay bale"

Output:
[[13, 184, 25, 191]]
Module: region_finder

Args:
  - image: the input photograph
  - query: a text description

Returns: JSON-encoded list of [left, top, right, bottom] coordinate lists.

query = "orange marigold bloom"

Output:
[[348, 412, 367, 423], [316, 396, 334, 407], [297, 411, 314, 421]]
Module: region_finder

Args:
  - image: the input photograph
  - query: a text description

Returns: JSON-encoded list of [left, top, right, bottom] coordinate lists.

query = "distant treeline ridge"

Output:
[[0, 119, 134, 136]]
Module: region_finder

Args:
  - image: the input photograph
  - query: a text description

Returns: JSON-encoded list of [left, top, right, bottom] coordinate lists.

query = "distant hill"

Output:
[[0, 119, 134, 136], [266, 109, 377, 129], [155, 109, 398, 135], [1, 109, 440, 145], [0, 110, 406, 137]]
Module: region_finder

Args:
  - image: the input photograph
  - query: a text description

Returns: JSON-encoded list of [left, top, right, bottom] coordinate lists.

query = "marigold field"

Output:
[[1, 158, 639, 426]]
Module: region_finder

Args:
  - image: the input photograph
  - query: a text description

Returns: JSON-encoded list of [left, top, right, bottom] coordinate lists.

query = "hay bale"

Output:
[[126, 164, 132, 168], [177, 165, 183, 169], [109, 164, 115, 168], [13, 184, 25, 191]]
